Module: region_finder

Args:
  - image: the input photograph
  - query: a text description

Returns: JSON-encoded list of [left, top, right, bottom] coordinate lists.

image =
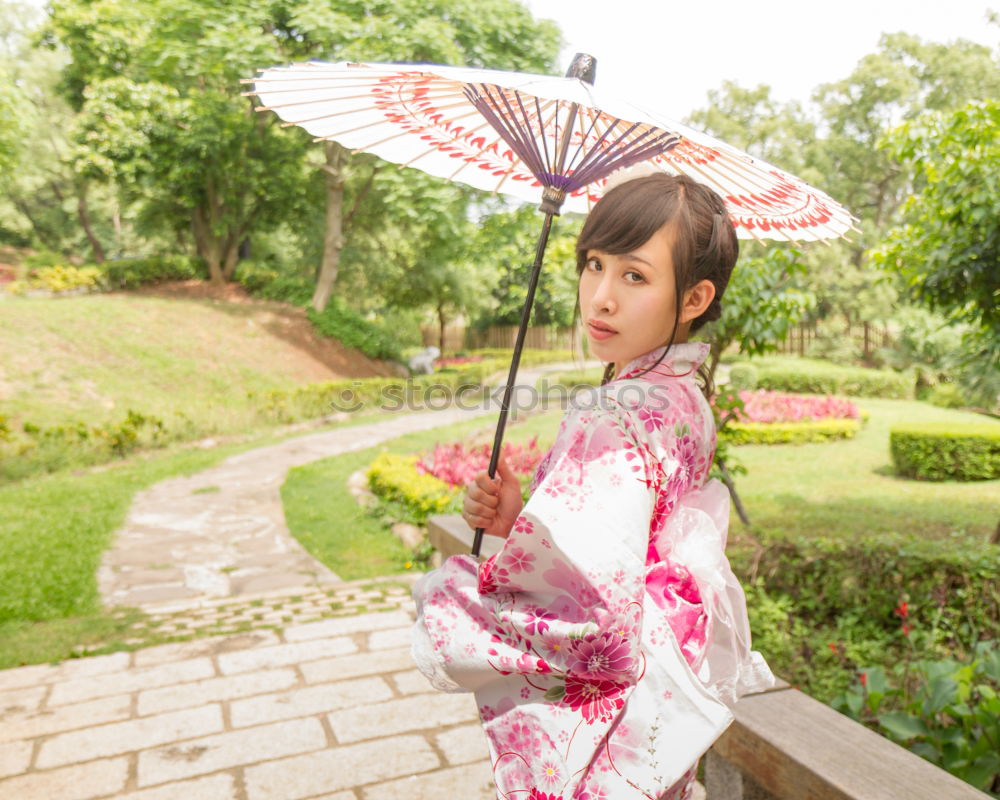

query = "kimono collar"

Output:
[[616, 341, 710, 382]]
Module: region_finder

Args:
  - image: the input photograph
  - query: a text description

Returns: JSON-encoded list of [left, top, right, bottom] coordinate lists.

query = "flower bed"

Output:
[[366, 438, 545, 524], [714, 390, 865, 445], [417, 437, 543, 491]]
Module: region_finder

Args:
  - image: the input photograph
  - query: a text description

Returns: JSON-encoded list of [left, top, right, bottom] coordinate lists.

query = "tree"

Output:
[[470, 204, 581, 330], [276, 0, 561, 310], [45, 0, 316, 282], [872, 100, 1000, 409]]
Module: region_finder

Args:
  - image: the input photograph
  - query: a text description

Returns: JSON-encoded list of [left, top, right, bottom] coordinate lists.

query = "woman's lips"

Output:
[[588, 321, 617, 341]]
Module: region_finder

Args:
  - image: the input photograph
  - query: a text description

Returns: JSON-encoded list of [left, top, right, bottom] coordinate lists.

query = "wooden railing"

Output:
[[426, 514, 991, 800]]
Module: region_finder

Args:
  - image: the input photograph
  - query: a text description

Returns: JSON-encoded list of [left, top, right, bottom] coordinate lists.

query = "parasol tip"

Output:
[[566, 53, 597, 85]]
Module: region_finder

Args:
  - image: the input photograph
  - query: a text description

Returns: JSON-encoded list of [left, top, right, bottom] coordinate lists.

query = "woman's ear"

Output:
[[680, 279, 716, 324]]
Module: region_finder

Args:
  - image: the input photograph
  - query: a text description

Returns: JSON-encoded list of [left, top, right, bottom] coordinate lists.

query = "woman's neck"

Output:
[[615, 337, 689, 377]]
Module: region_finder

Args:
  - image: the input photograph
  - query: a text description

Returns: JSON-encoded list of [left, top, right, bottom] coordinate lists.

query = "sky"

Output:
[[523, 0, 999, 118]]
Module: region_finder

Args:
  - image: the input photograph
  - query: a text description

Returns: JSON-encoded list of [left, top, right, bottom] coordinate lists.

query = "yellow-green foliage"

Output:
[[366, 452, 459, 522], [723, 417, 863, 445], [6, 265, 104, 295], [890, 424, 1000, 481]]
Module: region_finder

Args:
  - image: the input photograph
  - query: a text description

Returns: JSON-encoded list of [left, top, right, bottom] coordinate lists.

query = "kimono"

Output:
[[411, 341, 776, 800]]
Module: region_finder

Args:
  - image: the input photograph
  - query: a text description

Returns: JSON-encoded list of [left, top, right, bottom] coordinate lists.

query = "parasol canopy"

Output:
[[245, 59, 856, 241]]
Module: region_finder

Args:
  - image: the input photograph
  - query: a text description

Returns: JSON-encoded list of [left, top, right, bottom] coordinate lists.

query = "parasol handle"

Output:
[[472, 211, 557, 557]]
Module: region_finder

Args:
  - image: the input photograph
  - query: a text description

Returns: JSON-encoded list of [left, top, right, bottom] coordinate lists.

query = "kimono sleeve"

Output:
[[411, 401, 658, 790]]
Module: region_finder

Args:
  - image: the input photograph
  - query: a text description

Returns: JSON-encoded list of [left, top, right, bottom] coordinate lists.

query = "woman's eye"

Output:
[[626, 271, 645, 283], [586, 257, 601, 271]]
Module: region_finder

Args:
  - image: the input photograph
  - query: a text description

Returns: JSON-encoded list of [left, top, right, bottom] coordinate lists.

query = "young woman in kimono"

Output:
[[411, 172, 777, 800]]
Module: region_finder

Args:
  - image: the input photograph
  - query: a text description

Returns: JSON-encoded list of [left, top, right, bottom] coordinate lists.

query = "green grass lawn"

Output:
[[730, 397, 998, 544]]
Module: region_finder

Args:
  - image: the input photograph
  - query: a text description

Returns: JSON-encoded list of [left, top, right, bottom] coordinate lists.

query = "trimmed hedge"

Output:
[[730, 529, 1000, 639], [248, 357, 520, 422], [890, 424, 1000, 481], [722, 417, 863, 445], [366, 453, 458, 522], [737, 359, 914, 399]]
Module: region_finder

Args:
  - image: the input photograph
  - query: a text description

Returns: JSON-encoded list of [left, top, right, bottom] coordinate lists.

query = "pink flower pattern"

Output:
[[412, 342, 774, 800]]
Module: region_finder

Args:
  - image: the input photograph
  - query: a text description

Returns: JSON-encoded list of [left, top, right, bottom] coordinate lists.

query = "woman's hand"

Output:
[[462, 456, 524, 538]]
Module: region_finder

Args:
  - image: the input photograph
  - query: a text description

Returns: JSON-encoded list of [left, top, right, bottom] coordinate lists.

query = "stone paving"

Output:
[[0, 585, 500, 800], [99, 360, 592, 610]]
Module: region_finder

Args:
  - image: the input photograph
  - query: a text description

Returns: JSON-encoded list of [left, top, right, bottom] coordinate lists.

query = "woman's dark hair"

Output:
[[574, 173, 739, 398]]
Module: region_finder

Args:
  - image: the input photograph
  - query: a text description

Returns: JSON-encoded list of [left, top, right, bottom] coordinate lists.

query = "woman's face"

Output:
[[578, 223, 679, 375]]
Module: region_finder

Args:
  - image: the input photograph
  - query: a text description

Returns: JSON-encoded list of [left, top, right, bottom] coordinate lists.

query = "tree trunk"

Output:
[[717, 458, 752, 527], [192, 206, 224, 284], [991, 518, 999, 545], [438, 304, 447, 352], [312, 141, 346, 312], [76, 181, 105, 264]]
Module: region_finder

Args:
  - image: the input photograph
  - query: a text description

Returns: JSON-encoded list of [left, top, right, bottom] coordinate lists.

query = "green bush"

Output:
[[98, 255, 207, 289], [730, 530, 1000, 641], [890, 425, 1000, 481], [752, 360, 913, 399], [5, 265, 105, 295], [365, 452, 459, 523], [722, 418, 862, 445], [308, 298, 403, 363], [2, 410, 167, 483], [925, 382, 969, 410], [830, 641, 1000, 795], [727, 363, 759, 391], [233, 262, 313, 305]]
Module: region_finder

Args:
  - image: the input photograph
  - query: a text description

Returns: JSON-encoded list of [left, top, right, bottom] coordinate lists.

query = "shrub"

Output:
[[722, 390, 859, 424], [743, 359, 914, 399], [5, 265, 104, 295], [729, 530, 1000, 640], [722, 418, 863, 445], [417, 438, 543, 493], [1, 410, 167, 483], [307, 297, 403, 363], [890, 425, 1000, 481], [233, 262, 313, 305], [925, 382, 969, 410], [98, 255, 207, 289], [366, 453, 459, 523], [830, 640, 1000, 795], [727, 363, 758, 391]]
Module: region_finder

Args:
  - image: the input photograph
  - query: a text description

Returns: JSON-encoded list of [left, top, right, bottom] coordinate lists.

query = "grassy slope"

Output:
[[0, 294, 326, 429]]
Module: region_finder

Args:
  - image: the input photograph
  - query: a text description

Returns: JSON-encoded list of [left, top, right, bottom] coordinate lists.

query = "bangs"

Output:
[[576, 176, 685, 265]]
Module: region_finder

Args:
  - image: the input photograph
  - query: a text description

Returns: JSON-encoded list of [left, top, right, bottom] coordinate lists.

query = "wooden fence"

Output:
[[422, 320, 894, 359], [421, 323, 580, 354], [774, 321, 893, 358]]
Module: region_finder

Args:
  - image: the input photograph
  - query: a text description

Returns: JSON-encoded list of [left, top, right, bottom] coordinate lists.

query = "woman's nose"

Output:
[[590, 273, 617, 313]]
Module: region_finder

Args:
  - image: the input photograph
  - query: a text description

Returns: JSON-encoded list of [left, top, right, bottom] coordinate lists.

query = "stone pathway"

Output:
[[98, 360, 594, 611], [0, 581, 499, 800]]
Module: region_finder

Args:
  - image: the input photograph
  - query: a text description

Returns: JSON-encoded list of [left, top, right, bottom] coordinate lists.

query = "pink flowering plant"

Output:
[[416, 437, 545, 501], [715, 390, 859, 424], [435, 355, 485, 368]]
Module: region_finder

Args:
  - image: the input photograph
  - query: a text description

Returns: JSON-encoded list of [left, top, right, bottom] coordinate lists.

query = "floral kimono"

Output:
[[411, 341, 776, 800]]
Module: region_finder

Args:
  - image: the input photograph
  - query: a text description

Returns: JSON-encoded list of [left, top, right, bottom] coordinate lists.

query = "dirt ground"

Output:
[[121, 280, 403, 381]]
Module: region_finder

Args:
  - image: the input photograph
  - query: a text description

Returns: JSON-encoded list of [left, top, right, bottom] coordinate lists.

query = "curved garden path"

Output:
[[97, 360, 594, 612]]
